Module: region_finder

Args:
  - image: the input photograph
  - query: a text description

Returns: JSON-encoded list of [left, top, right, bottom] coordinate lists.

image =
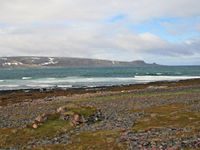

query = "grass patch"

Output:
[[0, 104, 97, 148], [0, 113, 73, 148], [32, 130, 127, 150], [69, 105, 97, 118], [70, 89, 200, 102], [132, 102, 200, 131]]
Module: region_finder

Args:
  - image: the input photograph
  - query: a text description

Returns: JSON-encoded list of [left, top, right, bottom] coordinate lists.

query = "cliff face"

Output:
[[0, 57, 160, 68]]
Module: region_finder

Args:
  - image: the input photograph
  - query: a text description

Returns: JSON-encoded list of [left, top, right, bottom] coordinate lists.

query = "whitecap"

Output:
[[22, 77, 32, 80], [57, 85, 72, 88], [156, 73, 163, 75], [134, 76, 200, 82], [0, 85, 19, 87]]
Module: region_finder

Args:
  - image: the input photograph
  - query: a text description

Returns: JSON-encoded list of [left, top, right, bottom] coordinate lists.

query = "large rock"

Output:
[[57, 106, 68, 113], [35, 113, 47, 123], [32, 123, 38, 129], [74, 114, 79, 122]]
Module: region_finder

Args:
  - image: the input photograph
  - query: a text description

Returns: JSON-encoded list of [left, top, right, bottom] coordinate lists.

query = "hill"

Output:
[[0, 56, 159, 68], [0, 56, 158, 68]]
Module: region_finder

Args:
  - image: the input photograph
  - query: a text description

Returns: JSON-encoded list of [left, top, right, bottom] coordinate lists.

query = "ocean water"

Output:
[[0, 66, 200, 90]]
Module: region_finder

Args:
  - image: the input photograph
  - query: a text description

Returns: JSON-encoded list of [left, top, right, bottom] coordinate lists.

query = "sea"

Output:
[[0, 66, 200, 91]]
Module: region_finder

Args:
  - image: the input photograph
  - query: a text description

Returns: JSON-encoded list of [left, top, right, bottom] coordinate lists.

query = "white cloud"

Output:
[[0, 0, 200, 65], [0, 0, 200, 24]]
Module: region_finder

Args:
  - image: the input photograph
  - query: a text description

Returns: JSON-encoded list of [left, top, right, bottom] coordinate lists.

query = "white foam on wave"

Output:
[[0, 85, 19, 87], [1, 75, 200, 91], [22, 76, 200, 85], [57, 85, 73, 88], [26, 84, 52, 88], [134, 76, 200, 82], [22, 77, 32, 80], [156, 73, 163, 75], [31, 77, 136, 84], [0, 80, 4, 82]]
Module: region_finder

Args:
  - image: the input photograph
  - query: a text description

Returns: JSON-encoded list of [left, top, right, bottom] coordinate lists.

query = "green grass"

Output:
[[69, 89, 200, 102], [0, 113, 73, 148], [32, 130, 127, 150], [0, 105, 97, 148], [66, 104, 97, 118], [132, 102, 200, 131]]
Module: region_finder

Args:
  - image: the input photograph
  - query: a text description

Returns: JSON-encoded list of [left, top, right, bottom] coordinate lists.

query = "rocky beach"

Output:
[[0, 79, 200, 150]]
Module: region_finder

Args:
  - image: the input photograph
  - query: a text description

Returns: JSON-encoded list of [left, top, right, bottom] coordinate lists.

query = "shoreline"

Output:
[[1, 78, 200, 106], [1, 77, 200, 93]]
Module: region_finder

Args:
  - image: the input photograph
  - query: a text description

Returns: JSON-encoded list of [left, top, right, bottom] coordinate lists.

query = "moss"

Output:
[[132, 102, 200, 131], [0, 113, 73, 148], [71, 89, 200, 102], [32, 130, 127, 150], [0, 105, 98, 148], [63, 104, 97, 118]]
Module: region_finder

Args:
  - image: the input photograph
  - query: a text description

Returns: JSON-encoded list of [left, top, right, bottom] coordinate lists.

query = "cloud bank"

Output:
[[0, 0, 200, 65]]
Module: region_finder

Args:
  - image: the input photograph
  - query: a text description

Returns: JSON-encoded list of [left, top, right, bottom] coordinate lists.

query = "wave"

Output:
[[30, 77, 136, 84], [156, 73, 163, 75], [0, 75, 200, 91], [134, 76, 200, 82], [26, 84, 52, 88], [57, 85, 73, 88], [0, 85, 19, 87], [22, 77, 32, 80]]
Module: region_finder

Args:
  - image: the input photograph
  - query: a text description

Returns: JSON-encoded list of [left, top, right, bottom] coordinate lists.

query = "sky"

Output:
[[0, 0, 200, 65]]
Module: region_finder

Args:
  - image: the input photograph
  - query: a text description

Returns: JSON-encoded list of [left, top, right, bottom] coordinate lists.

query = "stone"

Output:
[[35, 113, 47, 123], [151, 113, 157, 118], [11, 129, 18, 134], [32, 124, 38, 129], [80, 115, 87, 123], [120, 135, 128, 141], [74, 114, 80, 122], [57, 106, 68, 113], [106, 137, 114, 143], [120, 127, 126, 132], [143, 118, 150, 122]]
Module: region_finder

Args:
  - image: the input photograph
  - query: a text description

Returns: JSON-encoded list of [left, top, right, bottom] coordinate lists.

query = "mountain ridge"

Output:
[[0, 56, 160, 68]]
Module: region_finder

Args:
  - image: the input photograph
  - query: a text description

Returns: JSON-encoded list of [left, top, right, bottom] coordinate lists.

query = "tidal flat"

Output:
[[0, 79, 200, 149]]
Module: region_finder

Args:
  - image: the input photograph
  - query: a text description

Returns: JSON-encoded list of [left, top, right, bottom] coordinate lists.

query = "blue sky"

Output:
[[128, 17, 200, 43], [0, 0, 200, 65]]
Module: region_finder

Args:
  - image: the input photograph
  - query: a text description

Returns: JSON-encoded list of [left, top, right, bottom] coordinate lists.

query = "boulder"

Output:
[[57, 106, 67, 113], [32, 124, 38, 129], [74, 114, 80, 122], [79, 115, 87, 123], [35, 113, 47, 123], [120, 127, 126, 132]]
